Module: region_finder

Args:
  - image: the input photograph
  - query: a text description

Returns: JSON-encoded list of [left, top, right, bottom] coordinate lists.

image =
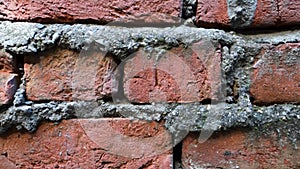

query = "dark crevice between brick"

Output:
[[180, 0, 197, 20], [233, 25, 300, 35], [173, 141, 183, 169], [275, 0, 281, 25], [15, 54, 24, 77]]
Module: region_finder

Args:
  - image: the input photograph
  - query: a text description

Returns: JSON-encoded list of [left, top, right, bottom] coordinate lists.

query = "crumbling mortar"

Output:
[[227, 0, 257, 29], [0, 21, 298, 146], [181, 0, 197, 20]]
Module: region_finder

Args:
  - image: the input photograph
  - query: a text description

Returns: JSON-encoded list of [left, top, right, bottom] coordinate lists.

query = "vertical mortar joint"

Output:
[[180, 0, 197, 19]]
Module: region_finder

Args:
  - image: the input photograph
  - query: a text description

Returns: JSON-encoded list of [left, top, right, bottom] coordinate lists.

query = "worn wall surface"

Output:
[[0, 0, 299, 168]]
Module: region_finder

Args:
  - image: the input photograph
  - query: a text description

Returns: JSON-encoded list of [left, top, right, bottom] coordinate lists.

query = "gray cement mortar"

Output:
[[181, 0, 197, 19], [227, 0, 257, 28], [0, 21, 299, 146]]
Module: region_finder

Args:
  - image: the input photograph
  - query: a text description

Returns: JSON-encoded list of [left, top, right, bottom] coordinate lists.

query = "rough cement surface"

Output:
[[244, 29, 300, 44], [0, 21, 299, 145]]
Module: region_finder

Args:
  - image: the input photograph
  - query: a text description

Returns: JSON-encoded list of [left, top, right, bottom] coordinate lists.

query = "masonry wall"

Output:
[[0, 0, 299, 169]]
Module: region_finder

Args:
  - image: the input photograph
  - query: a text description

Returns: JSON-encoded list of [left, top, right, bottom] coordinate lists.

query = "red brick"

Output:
[[0, 51, 16, 73], [0, 73, 18, 105], [251, 0, 277, 27], [182, 130, 300, 169], [0, 156, 16, 169], [0, 119, 173, 168], [278, 0, 300, 25], [253, 0, 300, 27], [196, 0, 300, 28], [122, 42, 222, 103], [0, 51, 18, 105], [24, 48, 115, 101], [0, 0, 179, 23], [196, 0, 230, 27], [250, 43, 300, 105]]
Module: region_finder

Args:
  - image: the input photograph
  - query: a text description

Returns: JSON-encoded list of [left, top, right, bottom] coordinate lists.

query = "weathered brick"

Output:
[[0, 51, 18, 105], [24, 48, 115, 101], [196, 0, 229, 27], [252, 0, 279, 27], [122, 42, 222, 103], [278, 0, 300, 26], [250, 43, 300, 105], [196, 0, 300, 28], [182, 129, 300, 169], [0, 73, 18, 105], [253, 0, 300, 27], [0, 51, 16, 73], [0, 119, 173, 168], [0, 0, 179, 23]]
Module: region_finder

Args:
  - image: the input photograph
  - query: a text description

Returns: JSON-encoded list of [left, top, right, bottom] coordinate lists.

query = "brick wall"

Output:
[[0, 0, 299, 168]]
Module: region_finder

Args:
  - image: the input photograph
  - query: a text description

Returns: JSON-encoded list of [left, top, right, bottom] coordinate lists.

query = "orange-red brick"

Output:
[[122, 42, 221, 103], [182, 130, 300, 168], [24, 49, 115, 101], [0, 119, 173, 168], [250, 43, 300, 105], [0, 0, 180, 23], [196, 0, 300, 28]]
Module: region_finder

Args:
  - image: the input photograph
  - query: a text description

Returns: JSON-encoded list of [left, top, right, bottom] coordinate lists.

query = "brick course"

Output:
[[196, 0, 300, 28], [0, 119, 173, 168], [182, 129, 300, 169], [0, 0, 180, 23]]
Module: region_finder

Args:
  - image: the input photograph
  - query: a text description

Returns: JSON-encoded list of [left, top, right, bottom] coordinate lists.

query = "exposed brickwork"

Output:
[[0, 0, 299, 168], [24, 48, 115, 101], [123, 42, 222, 103], [182, 129, 300, 169], [196, 0, 300, 28], [0, 0, 179, 23], [0, 119, 173, 168], [250, 43, 300, 105]]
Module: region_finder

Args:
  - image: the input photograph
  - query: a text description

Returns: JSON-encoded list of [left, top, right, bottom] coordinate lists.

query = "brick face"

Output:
[[24, 48, 115, 101], [0, 0, 299, 28], [252, 0, 300, 27], [252, 0, 279, 27], [0, 156, 16, 169], [279, 0, 300, 25], [0, 0, 180, 23], [182, 130, 300, 169], [196, 0, 230, 27], [250, 43, 300, 105], [122, 42, 222, 103], [0, 119, 173, 168], [0, 51, 16, 73]]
